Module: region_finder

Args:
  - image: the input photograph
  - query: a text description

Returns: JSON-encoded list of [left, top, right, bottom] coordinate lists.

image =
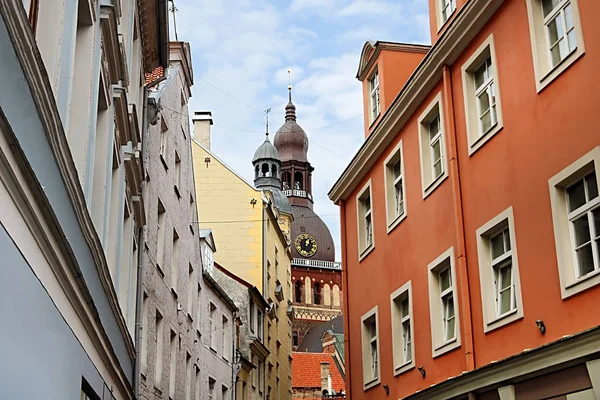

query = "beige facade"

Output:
[[191, 125, 293, 400]]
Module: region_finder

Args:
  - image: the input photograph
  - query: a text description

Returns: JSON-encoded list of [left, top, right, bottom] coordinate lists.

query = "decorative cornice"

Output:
[[356, 41, 431, 81], [329, 0, 505, 203], [0, 0, 135, 394]]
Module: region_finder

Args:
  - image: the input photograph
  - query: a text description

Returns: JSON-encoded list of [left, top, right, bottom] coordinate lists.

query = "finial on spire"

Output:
[[287, 67, 293, 103], [265, 107, 272, 137]]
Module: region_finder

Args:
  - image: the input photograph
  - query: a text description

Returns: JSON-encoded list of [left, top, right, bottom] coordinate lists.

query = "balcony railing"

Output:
[[292, 258, 342, 270], [283, 189, 313, 201]]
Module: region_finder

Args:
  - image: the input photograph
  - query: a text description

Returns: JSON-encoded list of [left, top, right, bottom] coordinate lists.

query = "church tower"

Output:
[[273, 86, 343, 349]]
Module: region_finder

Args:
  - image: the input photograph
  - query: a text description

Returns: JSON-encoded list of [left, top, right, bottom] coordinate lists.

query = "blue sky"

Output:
[[172, 0, 431, 259]]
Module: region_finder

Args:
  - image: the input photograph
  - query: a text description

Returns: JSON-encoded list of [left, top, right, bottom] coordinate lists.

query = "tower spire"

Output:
[[285, 67, 297, 121], [265, 107, 272, 137]]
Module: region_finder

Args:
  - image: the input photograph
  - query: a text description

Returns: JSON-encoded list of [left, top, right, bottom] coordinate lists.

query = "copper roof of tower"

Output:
[[252, 134, 280, 163], [274, 87, 309, 163], [291, 205, 335, 262]]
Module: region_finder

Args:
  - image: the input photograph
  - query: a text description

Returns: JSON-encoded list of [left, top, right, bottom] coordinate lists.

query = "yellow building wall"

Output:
[[191, 140, 264, 292], [265, 210, 293, 400]]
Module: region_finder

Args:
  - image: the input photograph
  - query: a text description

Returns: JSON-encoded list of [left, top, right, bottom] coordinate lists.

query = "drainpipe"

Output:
[[133, 75, 167, 400], [339, 200, 352, 398], [442, 65, 475, 371]]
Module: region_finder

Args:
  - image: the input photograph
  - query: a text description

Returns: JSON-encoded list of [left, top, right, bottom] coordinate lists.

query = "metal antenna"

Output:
[[265, 107, 272, 136], [169, 0, 179, 41]]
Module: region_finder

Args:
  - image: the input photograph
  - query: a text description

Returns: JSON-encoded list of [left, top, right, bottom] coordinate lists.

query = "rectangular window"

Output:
[[249, 298, 255, 333], [462, 34, 504, 155], [222, 315, 228, 359], [196, 283, 201, 328], [141, 293, 148, 376], [356, 180, 374, 260], [195, 366, 201, 400], [384, 141, 407, 232], [189, 194, 195, 234], [208, 378, 215, 400], [222, 385, 228, 400], [171, 229, 179, 295], [169, 330, 177, 399], [549, 147, 600, 298], [156, 200, 166, 273], [418, 93, 448, 198], [209, 303, 216, 350], [257, 309, 263, 340], [187, 264, 194, 320], [185, 352, 192, 400], [174, 151, 182, 198], [360, 306, 380, 389], [155, 311, 164, 387], [160, 116, 168, 157], [476, 207, 524, 332], [525, 0, 585, 91], [440, 0, 456, 24], [369, 70, 380, 123], [391, 281, 414, 375], [428, 247, 461, 357]]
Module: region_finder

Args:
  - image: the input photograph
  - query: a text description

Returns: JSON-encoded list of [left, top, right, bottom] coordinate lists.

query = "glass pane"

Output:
[[587, 173, 598, 200], [558, 37, 569, 60], [480, 110, 492, 134], [478, 90, 491, 115], [432, 140, 441, 161], [573, 215, 591, 246], [429, 115, 440, 138], [567, 179, 586, 211], [393, 159, 401, 179], [500, 288, 512, 314], [565, 4, 574, 29], [370, 320, 376, 338], [548, 18, 560, 44], [491, 233, 505, 259], [433, 160, 443, 178], [577, 244, 595, 277], [500, 265, 512, 289], [474, 63, 487, 88], [594, 210, 600, 240], [401, 298, 409, 317], [550, 43, 562, 66], [446, 296, 455, 318], [440, 268, 451, 291], [542, 0, 561, 17], [504, 230, 511, 251]]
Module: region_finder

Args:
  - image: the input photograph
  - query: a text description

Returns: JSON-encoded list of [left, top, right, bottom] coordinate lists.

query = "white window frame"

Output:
[[525, 0, 585, 92], [427, 247, 461, 358], [368, 70, 380, 123], [549, 146, 600, 299], [356, 180, 375, 261], [390, 281, 415, 375], [476, 207, 524, 332], [209, 302, 216, 350], [360, 306, 380, 390], [461, 34, 504, 155], [383, 140, 407, 233], [435, 0, 456, 31], [418, 92, 448, 198]]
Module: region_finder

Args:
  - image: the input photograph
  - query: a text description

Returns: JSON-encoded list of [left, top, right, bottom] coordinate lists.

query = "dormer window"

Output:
[[369, 70, 380, 123]]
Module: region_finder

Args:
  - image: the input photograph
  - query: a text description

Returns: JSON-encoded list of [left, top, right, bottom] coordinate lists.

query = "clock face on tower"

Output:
[[295, 234, 318, 258]]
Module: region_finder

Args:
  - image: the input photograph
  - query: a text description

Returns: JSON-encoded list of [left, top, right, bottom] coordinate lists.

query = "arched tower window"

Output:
[[295, 280, 302, 303], [332, 285, 340, 307], [262, 163, 269, 177], [271, 164, 277, 178], [323, 284, 331, 306], [255, 165, 259, 179], [282, 172, 291, 190], [294, 171, 304, 190], [305, 277, 312, 304], [314, 282, 321, 305]]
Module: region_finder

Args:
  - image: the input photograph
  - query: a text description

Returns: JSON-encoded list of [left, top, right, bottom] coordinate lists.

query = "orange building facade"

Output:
[[329, 0, 600, 399]]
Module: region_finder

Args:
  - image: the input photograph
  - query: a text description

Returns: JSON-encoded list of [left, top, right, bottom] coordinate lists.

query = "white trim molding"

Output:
[[360, 305, 381, 390], [356, 179, 375, 261], [428, 246, 461, 358], [524, 0, 586, 92], [383, 139, 407, 233], [461, 33, 504, 156], [475, 206, 524, 332], [548, 146, 600, 299], [390, 281, 415, 375], [418, 92, 449, 199]]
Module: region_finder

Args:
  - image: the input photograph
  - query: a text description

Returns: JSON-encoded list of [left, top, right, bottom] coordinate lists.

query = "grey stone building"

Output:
[[140, 41, 238, 400], [0, 0, 167, 399], [213, 263, 271, 400]]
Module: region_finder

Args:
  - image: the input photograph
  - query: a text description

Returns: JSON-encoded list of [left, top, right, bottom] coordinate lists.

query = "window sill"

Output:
[[432, 336, 460, 358], [562, 268, 600, 299], [170, 287, 178, 300], [368, 114, 381, 130], [156, 263, 165, 278], [394, 360, 415, 376], [358, 243, 375, 262], [468, 124, 504, 157], [187, 312, 193, 323], [363, 376, 380, 391], [436, 8, 456, 34], [484, 307, 522, 333], [422, 172, 448, 200], [387, 212, 407, 234], [536, 47, 585, 93]]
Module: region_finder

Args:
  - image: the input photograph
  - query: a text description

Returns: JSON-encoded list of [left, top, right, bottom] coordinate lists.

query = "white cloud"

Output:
[[338, 0, 401, 17]]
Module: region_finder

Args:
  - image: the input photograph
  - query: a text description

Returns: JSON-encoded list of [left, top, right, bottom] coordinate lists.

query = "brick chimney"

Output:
[[320, 362, 331, 394], [192, 111, 213, 150]]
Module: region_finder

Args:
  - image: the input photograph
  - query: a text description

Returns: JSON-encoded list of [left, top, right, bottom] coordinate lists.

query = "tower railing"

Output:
[[292, 258, 342, 270], [283, 189, 313, 201]]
